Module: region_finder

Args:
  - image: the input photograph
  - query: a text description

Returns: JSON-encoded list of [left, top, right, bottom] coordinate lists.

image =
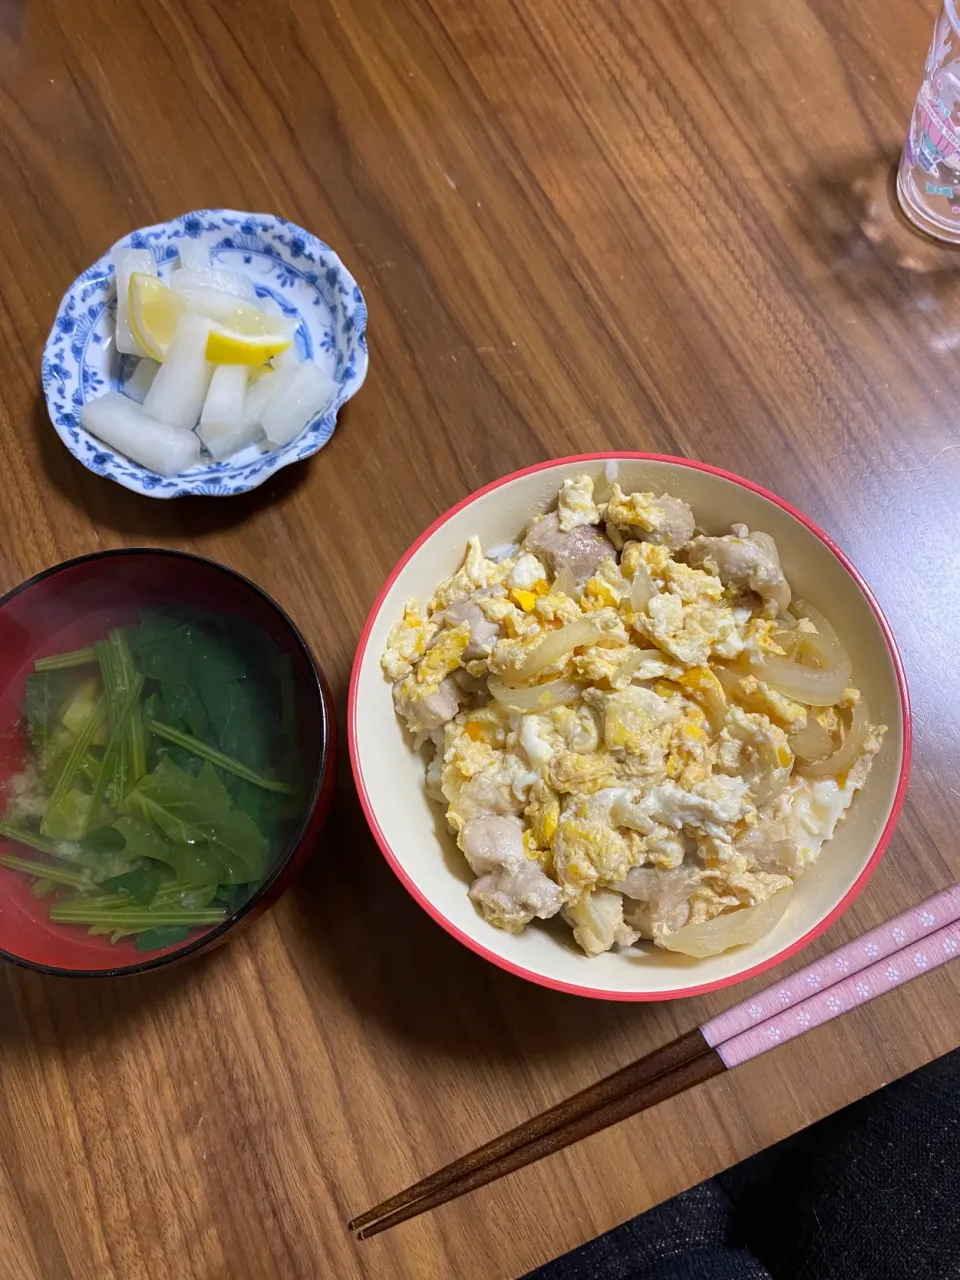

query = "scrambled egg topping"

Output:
[[382, 474, 886, 958]]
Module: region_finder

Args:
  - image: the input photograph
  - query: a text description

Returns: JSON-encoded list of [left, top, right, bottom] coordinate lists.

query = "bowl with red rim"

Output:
[[0, 549, 335, 977], [349, 453, 911, 1002]]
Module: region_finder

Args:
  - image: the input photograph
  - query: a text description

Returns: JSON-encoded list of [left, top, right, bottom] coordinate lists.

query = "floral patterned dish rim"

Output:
[[41, 208, 368, 499]]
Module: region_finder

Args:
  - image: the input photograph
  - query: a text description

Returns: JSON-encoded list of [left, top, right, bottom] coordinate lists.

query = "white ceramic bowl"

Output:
[[42, 209, 368, 498], [349, 454, 911, 1001]]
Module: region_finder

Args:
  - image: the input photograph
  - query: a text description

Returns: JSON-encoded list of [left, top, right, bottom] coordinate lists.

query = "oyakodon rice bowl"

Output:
[[350, 456, 910, 1001]]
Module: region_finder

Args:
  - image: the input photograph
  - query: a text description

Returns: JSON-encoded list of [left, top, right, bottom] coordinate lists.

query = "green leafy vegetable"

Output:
[[159, 681, 213, 743], [48, 904, 225, 928], [126, 758, 269, 885], [33, 647, 98, 672], [2, 608, 302, 953], [179, 884, 220, 909], [85, 671, 143, 833], [128, 612, 279, 772], [0, 820, 68, 857], [128, 612, 248, 686], [23, 669, 77, 753], [41, 788, 100, 841], [99, 862, 162, 906], [149, 720, 295, 793], [224, 778, 302, 841], [42, 692, 104, 829], [60, 678, 109, 744], [198, 678, 268, 769], [79, 826, 127, 854], [112, 629, 148, 784], [0, 853, 91, 890]]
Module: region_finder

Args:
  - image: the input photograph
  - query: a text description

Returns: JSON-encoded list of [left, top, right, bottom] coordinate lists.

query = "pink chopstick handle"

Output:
[[701, 885, 960, 1048], [714, 920, 960, 1068]]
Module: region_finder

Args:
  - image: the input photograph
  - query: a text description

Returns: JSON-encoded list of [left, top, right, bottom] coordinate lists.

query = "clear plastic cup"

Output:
[[898, 3, 960, 243]]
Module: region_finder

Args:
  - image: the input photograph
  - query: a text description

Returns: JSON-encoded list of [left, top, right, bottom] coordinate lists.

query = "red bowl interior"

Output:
[[0, 550, 333, 976]]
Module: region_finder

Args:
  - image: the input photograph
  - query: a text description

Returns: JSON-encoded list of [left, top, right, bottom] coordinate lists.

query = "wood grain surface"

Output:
[[1, 1, 958, 1276]]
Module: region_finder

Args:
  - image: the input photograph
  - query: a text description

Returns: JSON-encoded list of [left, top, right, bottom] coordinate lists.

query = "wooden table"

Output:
[[1, 1, 958, 1276]]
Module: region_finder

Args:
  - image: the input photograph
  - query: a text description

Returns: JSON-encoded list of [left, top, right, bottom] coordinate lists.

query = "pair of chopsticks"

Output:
[[350, 885, 960, 1239]]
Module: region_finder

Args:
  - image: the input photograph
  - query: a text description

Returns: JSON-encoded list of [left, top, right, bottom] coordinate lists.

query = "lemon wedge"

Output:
[[205, 326, 292, 366], [216, 302, 291, 338], [127, 273, 185, 361]]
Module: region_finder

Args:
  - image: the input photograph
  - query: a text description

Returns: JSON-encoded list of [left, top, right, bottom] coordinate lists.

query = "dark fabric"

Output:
[[524, 1182, 771, 1280], [528, 1047, 960, 1280]]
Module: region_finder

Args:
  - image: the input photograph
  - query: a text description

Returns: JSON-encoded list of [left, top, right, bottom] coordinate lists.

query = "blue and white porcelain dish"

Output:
[[41, 209, 369, 498]]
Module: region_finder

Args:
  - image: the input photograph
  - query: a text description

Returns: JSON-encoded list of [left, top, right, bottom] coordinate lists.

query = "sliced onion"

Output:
[[789, 715, 835, 763], [512, 619, 602, 682], [752, 768, 791, 806], [610, 647, 664, 682], [772, 613, 800, 657], [677, 668, 727, 734], [800, 697, 870, 778], [747, 652, 848, 706], [659, 887, 793, 958], [629, 563, 655, 611], [774, 631, 800, 660], [713, 664, 740, 696], [792, 600, 853, 677], [748, 728, 793, 804], [488, 675, 581, 711], [552, 566, 576, 599]]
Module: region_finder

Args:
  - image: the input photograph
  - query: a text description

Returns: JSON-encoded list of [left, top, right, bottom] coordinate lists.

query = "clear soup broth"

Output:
[[0, 553, 326, 973]]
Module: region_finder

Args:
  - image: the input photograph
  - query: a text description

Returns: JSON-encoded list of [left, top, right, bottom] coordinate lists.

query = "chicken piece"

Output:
[[443, 599, 502, 659], [523, 511, 615, 584], [604, 485, 696, 550], [686, 524, 791, 617], [617, 867, 701, 939], [470, 858, 564, 932], [452, 669, 488, 696], [425, 731, 446, 800], [460, 814, 527, 874], [563, 888, 639, 956], [462, 816, 563, 930], [393, 675, 462, 732], [734, 819, 805, 877]]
